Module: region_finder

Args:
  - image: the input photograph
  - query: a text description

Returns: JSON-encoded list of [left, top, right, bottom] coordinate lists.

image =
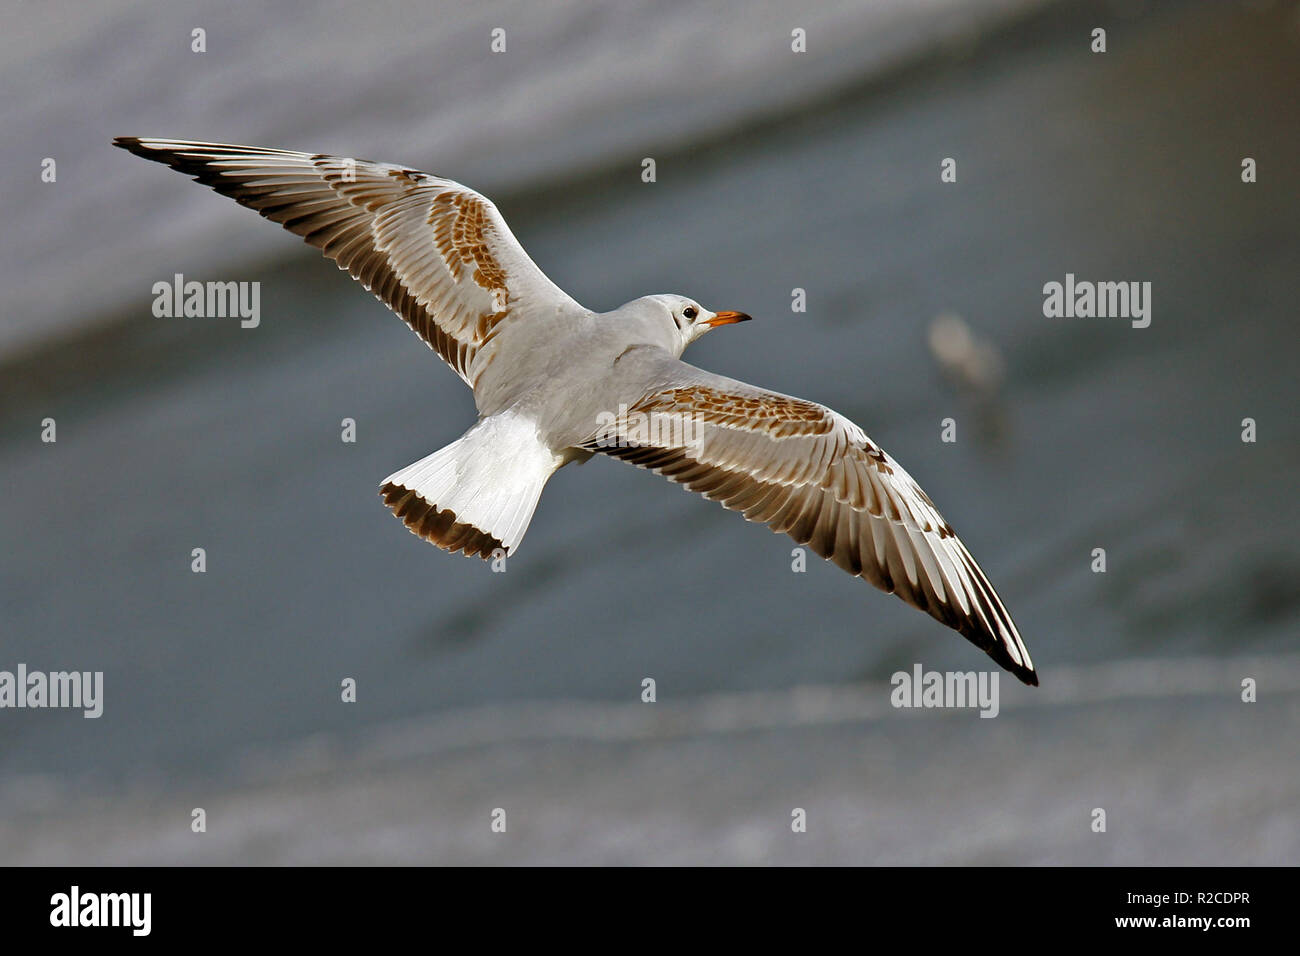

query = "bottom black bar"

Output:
[[2, 866, 1282, 941]]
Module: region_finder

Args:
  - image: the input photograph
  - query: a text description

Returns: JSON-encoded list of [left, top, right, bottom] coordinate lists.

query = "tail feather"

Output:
[[380, 412, 561, 558]]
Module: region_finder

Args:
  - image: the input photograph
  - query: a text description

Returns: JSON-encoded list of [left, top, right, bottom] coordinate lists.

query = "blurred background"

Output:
[[1, 0, 1297, 864]]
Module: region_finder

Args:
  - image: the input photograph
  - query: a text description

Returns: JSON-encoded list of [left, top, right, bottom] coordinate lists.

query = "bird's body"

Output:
[[114, 137, 1038, 685]]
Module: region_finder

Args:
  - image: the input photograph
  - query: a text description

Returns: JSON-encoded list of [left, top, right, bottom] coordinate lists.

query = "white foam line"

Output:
[[344, 653, 1300, 766]]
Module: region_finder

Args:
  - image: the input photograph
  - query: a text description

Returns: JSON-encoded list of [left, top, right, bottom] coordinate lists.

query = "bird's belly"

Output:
[[472, 325, 637, 447]]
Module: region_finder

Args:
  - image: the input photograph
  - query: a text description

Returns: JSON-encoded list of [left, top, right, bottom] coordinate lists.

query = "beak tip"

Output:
[[707, 310, 752, 327]]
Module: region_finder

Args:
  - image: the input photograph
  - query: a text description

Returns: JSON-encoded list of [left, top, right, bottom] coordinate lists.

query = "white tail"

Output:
[[379, 411, 562, 558]]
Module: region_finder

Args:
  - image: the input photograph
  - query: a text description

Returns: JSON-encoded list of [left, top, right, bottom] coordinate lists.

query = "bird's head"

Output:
[[638, 294, 751, 355]]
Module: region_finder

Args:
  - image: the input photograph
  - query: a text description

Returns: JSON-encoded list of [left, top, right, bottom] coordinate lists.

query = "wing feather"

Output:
[[114, 137, 581, 386], [585, 361, 1036, 685]]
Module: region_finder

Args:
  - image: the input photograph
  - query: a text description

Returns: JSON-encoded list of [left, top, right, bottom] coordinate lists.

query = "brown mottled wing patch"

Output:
[[380, 482, 503, 560], [113, 137, 579, 386], [586, 365, 1036, 685], [636, 385, 835, 438]]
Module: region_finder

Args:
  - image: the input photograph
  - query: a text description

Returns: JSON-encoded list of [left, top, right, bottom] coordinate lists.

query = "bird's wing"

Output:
[[582, 356, 1036, 685], [114, 138, 581, 387]]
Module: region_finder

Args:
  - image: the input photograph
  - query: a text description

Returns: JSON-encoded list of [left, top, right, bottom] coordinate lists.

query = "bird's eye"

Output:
[[683, 307, 698, 320]]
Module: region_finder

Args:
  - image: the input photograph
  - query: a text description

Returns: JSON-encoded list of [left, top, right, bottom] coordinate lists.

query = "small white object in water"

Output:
[[928, 312, 1005, 395]]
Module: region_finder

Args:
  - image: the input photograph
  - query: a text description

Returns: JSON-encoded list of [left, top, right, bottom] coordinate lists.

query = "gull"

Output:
[[114, 137, 1038, 685]]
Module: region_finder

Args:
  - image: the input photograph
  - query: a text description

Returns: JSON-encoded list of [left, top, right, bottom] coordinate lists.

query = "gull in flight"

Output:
[[114, 138, 1037, 685]]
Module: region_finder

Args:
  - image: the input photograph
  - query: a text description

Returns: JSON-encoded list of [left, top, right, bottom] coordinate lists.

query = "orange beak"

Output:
[[705, 310, 752, 328]]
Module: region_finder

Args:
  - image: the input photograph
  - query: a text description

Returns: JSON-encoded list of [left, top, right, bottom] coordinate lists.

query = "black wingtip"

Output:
[[113, 136, 151, 158], [979, 631, 1038, 687], [995, 644, 1039, 687]]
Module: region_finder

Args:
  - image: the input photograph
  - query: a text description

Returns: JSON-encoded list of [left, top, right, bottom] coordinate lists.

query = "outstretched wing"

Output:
[[114, 138, 581, 387], [584, 358, 1036, 685]]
